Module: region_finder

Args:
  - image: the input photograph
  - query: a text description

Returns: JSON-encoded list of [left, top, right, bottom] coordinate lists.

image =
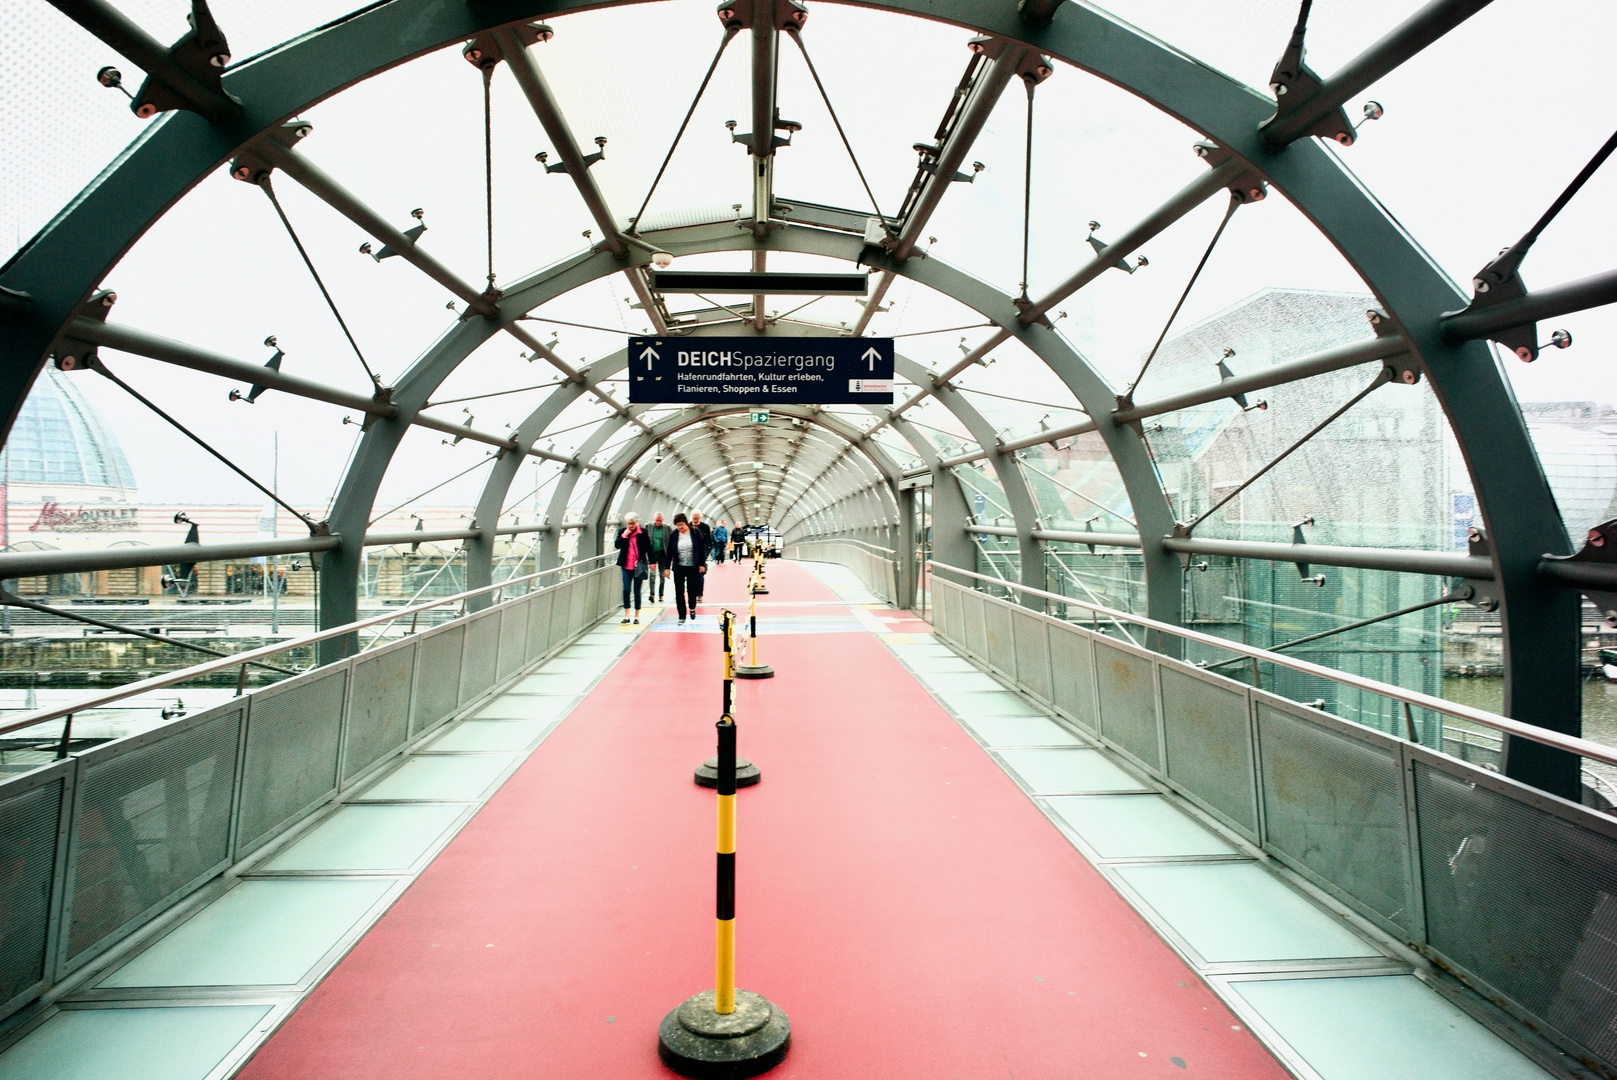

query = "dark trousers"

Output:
[[714, 545, 726, 564], [651, 556, 670, 599], [620, 567, 644, 612], [673, 565, 701, 620]]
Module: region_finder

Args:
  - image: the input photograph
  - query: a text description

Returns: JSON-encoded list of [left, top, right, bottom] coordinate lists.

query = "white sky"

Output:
[[1, 0, 1612, 518]]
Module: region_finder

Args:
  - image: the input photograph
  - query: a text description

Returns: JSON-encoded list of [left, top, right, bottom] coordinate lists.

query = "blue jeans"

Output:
[[620, 567, 643, 612]]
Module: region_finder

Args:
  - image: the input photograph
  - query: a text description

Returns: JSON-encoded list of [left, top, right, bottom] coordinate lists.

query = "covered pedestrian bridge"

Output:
[[2, 0, 1616, 1077]]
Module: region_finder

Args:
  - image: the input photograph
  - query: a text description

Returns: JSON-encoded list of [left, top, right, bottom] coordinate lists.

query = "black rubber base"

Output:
[[751, 588, 769, 595], [695, 757, 761, 788], [733, 663, 774, 679], [658, 989, 790, 1079]]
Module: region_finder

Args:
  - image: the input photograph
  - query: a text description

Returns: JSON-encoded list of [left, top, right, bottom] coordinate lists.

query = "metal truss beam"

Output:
[[1440, 268, 1617, 342], [47, 0, 240, 123]]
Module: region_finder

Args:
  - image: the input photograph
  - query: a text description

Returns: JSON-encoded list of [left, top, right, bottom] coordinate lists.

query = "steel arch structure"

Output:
[[0, 0, 1597, 794]]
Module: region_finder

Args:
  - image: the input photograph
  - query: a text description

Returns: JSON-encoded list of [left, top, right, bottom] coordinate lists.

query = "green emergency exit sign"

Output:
[[749, 410, 769, 424]]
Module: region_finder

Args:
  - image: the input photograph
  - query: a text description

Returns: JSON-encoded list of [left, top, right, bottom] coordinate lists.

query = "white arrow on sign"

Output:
[[640, 346, 660, 370], [862, 346, 881, 371]]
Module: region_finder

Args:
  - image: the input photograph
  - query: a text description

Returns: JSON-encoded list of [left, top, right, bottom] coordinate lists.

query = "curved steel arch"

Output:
[[0, 0, 1576, 786]]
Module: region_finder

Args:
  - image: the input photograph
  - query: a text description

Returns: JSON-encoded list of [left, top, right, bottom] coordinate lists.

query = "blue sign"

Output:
[[628, 336, 894, 404], [973, 492, 986, 517]]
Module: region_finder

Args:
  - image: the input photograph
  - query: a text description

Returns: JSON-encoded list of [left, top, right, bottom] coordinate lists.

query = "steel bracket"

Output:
[[1446, 246, 1540, 361], [462, 22, 552, 69], [1191, 141, 1268, 204], [1260, 18, 1355, 147], [229, 119, 313, 185], [1543, 518, 1617, 626], [130, 0, 240, 120], [49, 290, 115, 372]]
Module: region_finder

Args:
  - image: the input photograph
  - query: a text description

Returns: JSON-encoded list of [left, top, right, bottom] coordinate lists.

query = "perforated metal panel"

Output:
[[411, 622, 464, 736], [344, 638, 415, 782], [497, 597, 529, 681], [235, 668, 347, 858], [985, 600, 1015, 678], [66, 705, 242, 967], [1094, 641, 1159, 769], [1048, 624, 1097, 733], [934, 582, 957, 644], [963, 591, 988, 660], [0, 767, 66, 1010], [458, 609, 501, 705], [526, 589, 554, 661], [1011, 610, 1051, 703], [1259, 700, 1409, 930], [569, 579, 590, 636], [1417, 762, 1617, 1069], [548, 582, 572, 649], [1160, 666, 1257, 838]]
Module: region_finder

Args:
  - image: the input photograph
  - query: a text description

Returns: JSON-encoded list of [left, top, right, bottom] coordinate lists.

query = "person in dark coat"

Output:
[[615, 512, 651, 624], [669, 512, 710, 624], [690, 511, 714, 602], [644, 512, 674, 602]]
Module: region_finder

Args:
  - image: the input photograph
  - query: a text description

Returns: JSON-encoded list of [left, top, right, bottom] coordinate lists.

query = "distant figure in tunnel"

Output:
[[615, 512, 650, 625], [670, 513, 708, 625], [712, 520, 729, 564], [646, 512, 673, 603], [690, 511, 713, 602]]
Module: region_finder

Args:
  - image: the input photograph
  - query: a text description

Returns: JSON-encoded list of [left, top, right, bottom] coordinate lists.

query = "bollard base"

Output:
[[658, 989, 790, 1079], [732, 662, 774, 679], [695, 756, 760, 788]]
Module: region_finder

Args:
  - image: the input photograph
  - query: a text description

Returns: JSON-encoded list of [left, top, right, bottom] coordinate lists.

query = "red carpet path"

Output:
[[239, 561, 1288, 1079]]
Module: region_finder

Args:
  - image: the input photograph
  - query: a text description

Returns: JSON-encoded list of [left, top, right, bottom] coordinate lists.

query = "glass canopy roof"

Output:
[[1, 0, 1613, 582]]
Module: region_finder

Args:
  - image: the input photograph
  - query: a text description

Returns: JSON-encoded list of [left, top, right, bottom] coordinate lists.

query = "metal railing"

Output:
[[785, 540, 898, 605], [0, 554, 610, 741], [931, 561, 1617, 768], [0, 553, 619, 1025], [927, 561, 1617, 1076]]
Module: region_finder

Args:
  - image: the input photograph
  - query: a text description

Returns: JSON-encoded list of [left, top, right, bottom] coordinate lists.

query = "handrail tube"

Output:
[[1439, 268, 1617, 342], [893, 49, 1025, 261], [494, 27, 629, 259], [1260, 0, 1494, 148], [1018, 159, 1241, 325], [77, 320, 391, 416], [792, 537, 896, 556], [0, 524, 555, 577], [410, 412, 518, 451], [928, 560, 1617, 769], [938, 335, 1408, 468], [1538, 558, 1617, 591], [1035, 528, 1144, 548], [1112, 334, 1409, 423], [259, 142, 499, 318], [967, 524, 1143, 548], [0, 536, 341, 578], [78, 319, 605, 466], [1163, 535, 1491, 579], [0, 554, 613, 737]]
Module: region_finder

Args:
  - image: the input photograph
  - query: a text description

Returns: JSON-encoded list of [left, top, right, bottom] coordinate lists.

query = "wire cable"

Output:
[[369, 454, 497, 526], [258, 175, 381, 389], [1127, 193, 1240, 396], [630, 28, 739, 231], [95, 361, 317, 529], [1509, 125, 1617, 258], [1019, 78, 1035, 301], [788, 30, 886, 222], [482, 62, 497, 291]]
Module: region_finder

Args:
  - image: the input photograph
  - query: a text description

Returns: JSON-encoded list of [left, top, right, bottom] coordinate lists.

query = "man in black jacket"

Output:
[[644, 512, 674, 602], [690, 511, 714, 603]]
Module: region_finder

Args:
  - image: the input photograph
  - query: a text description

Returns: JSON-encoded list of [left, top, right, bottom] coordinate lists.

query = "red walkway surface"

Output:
[[239, 560, 1288, 1079]]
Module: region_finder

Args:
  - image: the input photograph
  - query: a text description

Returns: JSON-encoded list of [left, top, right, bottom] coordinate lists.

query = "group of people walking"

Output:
[[615, 512, 750, 625]]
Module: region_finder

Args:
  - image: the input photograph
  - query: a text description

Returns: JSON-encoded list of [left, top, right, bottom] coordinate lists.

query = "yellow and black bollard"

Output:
[[733, 587, 774, 679], [750, 547, 769, 596], [695, 611, 761, 787], [658, 717, 790, 1078]]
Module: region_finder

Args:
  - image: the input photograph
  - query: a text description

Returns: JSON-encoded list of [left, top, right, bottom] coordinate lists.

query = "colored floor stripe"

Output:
[[238, 561, 1287, 1079]]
